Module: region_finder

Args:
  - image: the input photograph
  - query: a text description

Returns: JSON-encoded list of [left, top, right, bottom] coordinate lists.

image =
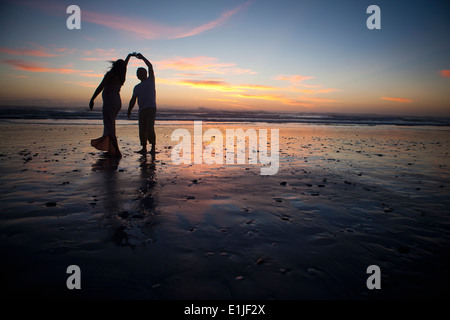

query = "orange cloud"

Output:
[[235, 93, 313, 107], [79, 73, 104, 78], [174, 73, 205, 77], [64, 81, 98, 88], [175, 79, 277, 93], [156, 71, 337, 108], [178, 80, 237, 92], [292, 88, 338, 94], [4, 59, 92, 75], [298, 96, 337, 103], [439, 70, 450, 78], [235, 93, 336, 106], [237, 84, 277, 91], [155, 59, 338, 109], [156, 57, 230, 71], [155, 56, 256, 75], [381, 97, 412, 103]]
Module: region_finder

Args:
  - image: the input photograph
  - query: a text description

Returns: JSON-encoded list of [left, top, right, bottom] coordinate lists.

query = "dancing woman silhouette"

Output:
[[89, 53, 134, 158]]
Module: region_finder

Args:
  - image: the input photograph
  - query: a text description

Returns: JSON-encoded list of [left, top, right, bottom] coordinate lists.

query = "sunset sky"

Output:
[[0, 0, 449, 116]]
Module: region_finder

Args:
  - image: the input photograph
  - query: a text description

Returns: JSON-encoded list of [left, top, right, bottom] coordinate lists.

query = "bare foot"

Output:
[[135, 148, 147, 154]]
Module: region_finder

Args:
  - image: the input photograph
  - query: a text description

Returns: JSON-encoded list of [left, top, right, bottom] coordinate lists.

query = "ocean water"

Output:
[[1, 106, 449, 126]]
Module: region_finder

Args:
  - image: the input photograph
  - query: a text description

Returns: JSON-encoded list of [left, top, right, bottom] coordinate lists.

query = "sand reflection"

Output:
[[91, 153, 159, 248]]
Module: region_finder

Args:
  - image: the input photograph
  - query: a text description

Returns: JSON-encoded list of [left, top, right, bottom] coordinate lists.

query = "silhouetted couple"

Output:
[[89, 52, 156, 158]]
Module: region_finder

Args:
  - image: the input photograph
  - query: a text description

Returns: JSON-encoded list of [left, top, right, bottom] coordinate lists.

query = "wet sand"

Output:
[[0, 120, 449, 299]]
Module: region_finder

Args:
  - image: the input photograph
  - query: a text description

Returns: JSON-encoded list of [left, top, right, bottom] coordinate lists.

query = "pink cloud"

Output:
[[82, 11, 181, 40], [81, 48, 120, 61], [21, 0, 253, 44], [381, 97, 412, 103], [175, 1, 253, 38], [64, 81, 98, 88], [79, 73, 104, 78], [0, 46, 57, 57], [6, 74, 29, 78], [292, 88, 338, 94], [4, 59, 92, 75], [439, 70, 450, 78], [275, 74, 315, 84], [0, 42, 76, 57], [155, 56, 255, 75], [78, 1, 253, 40]]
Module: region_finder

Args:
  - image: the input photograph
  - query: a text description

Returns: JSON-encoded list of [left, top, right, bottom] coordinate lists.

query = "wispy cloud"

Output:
[[64, 81, 98, 88], [4, 59, 93, 75], [63, 1, 252, 40], [439, 70, 450, 78], [0, 42, 75, 58], [275, 74, 338, 95], [235, 93, 313, 107], [174, 0, 253, 38], [79, 73, 104, 78], [81, 48, 120, 61], [0, 46, 57, 57], [381, 97, 412, 103], [174, 73, 206, 78], [6, 74, 29, 78], [82, 10, 181, 40], [234, 92, 335, 106], [234, 85, 337, 107], [155, 56, 256, 75], [176, 79, 275, 92], [290, 88, 338, 94], [207, 98, 254, 110], [275, 74, 315, 84], [178, 80, 237, 92]]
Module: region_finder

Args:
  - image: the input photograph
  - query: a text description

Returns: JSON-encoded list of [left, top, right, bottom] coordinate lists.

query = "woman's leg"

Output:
[[102, 102, 121, 157], [110, 105, 122, 157]]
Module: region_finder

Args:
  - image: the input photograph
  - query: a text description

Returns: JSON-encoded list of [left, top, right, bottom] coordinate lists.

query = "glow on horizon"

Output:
[[0, 0, 449, 116]]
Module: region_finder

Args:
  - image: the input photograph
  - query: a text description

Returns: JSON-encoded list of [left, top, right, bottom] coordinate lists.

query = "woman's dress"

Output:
[[91, 82, 122, 157]]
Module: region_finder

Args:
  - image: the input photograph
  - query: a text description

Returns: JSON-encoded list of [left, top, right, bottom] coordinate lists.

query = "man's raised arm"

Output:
[[136, 53, 154, 79]]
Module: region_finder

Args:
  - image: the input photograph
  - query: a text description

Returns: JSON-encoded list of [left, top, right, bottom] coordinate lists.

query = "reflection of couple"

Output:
[[89, 52, 156, 158]]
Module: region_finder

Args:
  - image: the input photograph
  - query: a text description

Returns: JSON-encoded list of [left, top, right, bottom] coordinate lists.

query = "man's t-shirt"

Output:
[[133, 76, 156, 112]]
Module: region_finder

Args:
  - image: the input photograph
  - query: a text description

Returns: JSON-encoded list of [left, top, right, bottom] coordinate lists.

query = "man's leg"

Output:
[[136, 109, 148, 153], [148, 108, 157, 154]]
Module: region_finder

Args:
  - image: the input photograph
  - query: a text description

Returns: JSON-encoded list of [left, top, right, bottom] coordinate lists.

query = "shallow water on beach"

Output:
[[0, 121, 449, 299]]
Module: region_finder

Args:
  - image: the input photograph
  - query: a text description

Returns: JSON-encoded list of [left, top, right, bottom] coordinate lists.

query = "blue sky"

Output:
[[0, 0, 449, 115]]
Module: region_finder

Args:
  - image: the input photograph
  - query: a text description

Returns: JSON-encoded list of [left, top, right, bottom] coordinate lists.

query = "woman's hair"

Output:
[[109, 59, 126, 85]]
